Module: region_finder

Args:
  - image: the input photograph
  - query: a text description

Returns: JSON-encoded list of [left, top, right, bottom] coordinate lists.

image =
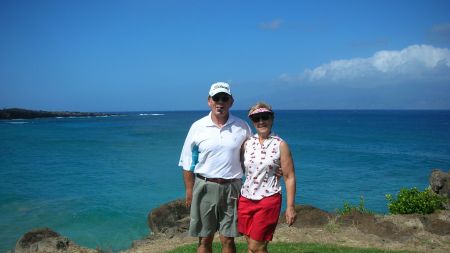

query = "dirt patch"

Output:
[[273, 224, 450, 253], [124, 223, 450, 253], [142, 193, 450, 252], [11, 207, 449, 253], [129, 208, 450, 253]]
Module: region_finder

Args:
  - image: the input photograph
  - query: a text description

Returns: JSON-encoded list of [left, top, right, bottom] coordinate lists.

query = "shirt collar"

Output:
[[252, 132, 277, 138], [207, 112, 236, 127]]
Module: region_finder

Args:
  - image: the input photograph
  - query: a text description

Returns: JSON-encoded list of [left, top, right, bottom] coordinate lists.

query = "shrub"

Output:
[[385, 187, 447, 215], [336, 196, 373, 215]]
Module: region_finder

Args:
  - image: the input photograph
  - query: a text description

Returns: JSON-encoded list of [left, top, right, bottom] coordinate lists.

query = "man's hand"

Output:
[[275, 168, 283, 178], [185, 189, 192, 208]]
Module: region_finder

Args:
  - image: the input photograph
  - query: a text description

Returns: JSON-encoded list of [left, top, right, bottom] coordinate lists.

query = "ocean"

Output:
[[1, 110, 449, 252]]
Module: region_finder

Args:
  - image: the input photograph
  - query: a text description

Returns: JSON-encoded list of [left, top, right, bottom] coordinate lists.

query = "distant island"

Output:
[[0, 108, 116, 120]]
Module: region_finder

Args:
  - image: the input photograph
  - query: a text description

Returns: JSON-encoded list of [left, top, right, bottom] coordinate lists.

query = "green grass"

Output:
[[165, 242, 416, 253]]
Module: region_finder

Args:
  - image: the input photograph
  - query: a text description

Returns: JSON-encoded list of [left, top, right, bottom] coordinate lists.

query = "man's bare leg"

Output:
[[219, 235, 236, 253], [198, 236, 214, 253]]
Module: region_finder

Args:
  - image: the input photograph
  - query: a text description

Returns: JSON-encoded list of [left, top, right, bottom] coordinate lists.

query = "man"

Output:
[[179, 82, 251, 253]]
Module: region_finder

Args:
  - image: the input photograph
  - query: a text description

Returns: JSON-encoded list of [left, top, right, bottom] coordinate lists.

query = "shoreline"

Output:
[[0, 108, 118, 120]]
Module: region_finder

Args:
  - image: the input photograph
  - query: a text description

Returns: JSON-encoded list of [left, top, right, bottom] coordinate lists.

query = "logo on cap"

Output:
[[209, 82, 232, 96]]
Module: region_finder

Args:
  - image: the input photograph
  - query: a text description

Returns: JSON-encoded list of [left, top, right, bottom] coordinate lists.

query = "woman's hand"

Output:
[[285, 206, 297, 226]]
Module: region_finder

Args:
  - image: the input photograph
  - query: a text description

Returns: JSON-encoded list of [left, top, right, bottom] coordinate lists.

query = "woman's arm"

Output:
[[280, 140, 297, 226], [240, 140, 247, 173]]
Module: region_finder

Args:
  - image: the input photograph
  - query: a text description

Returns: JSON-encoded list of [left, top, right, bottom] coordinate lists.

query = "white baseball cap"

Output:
[[209, 82, 232, 97]]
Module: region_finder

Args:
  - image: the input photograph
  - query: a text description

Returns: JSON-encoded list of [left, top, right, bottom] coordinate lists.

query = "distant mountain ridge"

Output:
[[0, 108, 114, 119]]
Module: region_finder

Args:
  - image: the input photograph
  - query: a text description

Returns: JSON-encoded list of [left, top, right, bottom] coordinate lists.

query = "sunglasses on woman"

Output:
[[212, 95, 230, 103], [250, 113, 271, 122]]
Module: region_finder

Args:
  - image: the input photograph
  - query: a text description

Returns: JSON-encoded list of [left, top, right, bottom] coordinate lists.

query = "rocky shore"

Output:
[[8, 169, 450, 253], [0, 108, 116, 120]]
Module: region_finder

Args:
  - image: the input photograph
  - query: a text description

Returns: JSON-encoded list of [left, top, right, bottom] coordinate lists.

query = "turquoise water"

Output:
[[1, 110, 449, 252]]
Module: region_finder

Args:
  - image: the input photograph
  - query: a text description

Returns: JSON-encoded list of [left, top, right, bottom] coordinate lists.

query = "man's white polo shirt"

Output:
[[179, 112, 251, 179]]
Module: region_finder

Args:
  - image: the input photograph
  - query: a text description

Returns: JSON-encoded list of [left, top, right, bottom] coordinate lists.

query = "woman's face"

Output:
[[250, 112, 273, 136]]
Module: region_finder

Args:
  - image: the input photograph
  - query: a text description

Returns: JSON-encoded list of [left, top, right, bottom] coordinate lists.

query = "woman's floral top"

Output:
[[241, 133, 282, 200]]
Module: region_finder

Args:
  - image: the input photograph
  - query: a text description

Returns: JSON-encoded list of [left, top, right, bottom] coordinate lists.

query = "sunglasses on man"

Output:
[[212, 95, 230, 103]]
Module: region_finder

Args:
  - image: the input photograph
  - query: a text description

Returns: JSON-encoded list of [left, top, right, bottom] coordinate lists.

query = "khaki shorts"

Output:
[[189, 177, 241, 238]]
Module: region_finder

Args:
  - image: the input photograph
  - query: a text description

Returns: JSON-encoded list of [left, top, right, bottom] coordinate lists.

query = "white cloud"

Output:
[[260, 19, 283, 30], [281, 45, 450, 85]]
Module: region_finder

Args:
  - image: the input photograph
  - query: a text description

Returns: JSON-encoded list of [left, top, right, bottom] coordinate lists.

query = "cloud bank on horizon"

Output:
[[280, 44, 450, 86]]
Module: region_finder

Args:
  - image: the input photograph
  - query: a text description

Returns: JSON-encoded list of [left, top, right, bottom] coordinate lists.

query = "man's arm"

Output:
[[179, 124, 196, 207], [183, 170, 195, 207]]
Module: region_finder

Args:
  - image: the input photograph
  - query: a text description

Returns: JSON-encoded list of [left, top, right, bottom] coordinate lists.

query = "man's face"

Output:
[[208, 93, 234, 118]]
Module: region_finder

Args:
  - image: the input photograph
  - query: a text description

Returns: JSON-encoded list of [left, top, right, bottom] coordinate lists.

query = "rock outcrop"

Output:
[[286, 205, 332, 227], [429, 169, 450, 209], [146, 199, 450, 241], [147, 199, 190, 237], [11, 228, 95, 253]]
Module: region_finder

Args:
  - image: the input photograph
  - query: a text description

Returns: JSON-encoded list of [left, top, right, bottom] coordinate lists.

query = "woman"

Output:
[[238, 102, 297, 253]]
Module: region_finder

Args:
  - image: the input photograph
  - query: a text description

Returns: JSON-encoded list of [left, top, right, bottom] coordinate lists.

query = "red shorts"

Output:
[[238, 194, 282, 241]]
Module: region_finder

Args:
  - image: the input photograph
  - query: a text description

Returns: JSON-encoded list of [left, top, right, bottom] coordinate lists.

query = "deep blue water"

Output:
[[1, 110, 449, 252]]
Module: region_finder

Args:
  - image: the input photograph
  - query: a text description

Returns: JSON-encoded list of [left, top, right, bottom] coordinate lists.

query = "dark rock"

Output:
[[429, 169, 450, 209], [336, 209, 450, 240], [420, 210, 450, 235], [13, 228, 94, 253], [147, 199, 190, 236], [18, 228, 60, 248], [337, 211, 416, 241], [14, 228, 69, 253], [287, 205, 333, 228]]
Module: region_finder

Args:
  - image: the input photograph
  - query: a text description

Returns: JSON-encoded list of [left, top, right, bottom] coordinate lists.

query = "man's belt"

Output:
[[196, 174, 239, 184]]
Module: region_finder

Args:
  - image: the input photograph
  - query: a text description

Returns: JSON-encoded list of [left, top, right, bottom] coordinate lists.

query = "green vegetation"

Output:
[[324, 217, 340, 233], [336, 196, 373, 215], [386, 187, 447, 215], [165, 242, 416, 253]]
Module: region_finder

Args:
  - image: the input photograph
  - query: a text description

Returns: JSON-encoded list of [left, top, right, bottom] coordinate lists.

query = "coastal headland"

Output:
[[0, 108, 116, 120], [8, 170, 450, 253]]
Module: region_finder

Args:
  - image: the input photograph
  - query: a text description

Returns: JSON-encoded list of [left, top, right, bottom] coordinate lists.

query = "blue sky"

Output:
[[1, 0, 450, 111]]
